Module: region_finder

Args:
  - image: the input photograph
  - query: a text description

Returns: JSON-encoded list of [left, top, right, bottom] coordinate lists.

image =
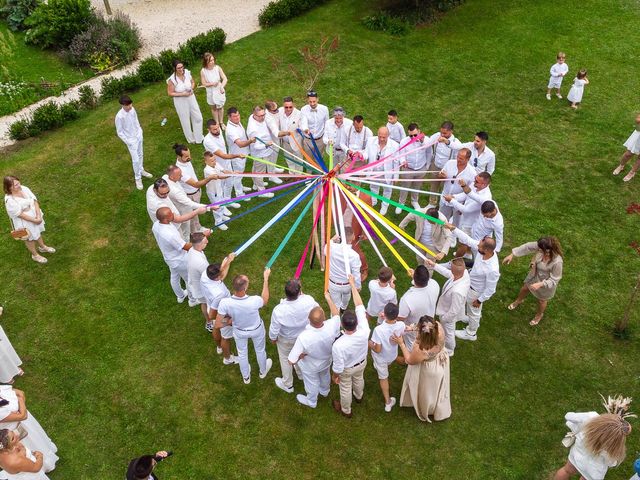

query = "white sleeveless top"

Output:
[[167, 70, 193, 93]]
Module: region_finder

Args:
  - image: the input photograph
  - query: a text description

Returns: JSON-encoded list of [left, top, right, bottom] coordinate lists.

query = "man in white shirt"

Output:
[[288, 300, 340, 409], [216, 269, 273, 384], [203, 119, 245, 210], [277, 96, 308, 172], [438, 149, 477, 220], [444, 172, 493, 237], [163, 165, 210, 241], [115, 95, 152, 190], [145, 178, 207, 230], [428, 121, 463, 206], [269, 279, 319, 393], [426, 257, 470, 356], [246, 106, 276, 197], [397, 123, 430, 212], [329, 275, 370, 418], [186, 232, 210, 322], [326, 227, 362, 311], [457, 131, 496, 174], [152, 207, 209, 304], [345, 115, 373, 167], [444, 224, 500, 342], [225, 107, 256, 198], [397, 265, 440, 351], [322, 107, 353, 164], [471, 200, 504, 253], [264, 100, 284, 184], [201, 254, 238, 365], [362, 127, 400, 215], [300, 90, 329, 160], [386, 109, 405, 144]]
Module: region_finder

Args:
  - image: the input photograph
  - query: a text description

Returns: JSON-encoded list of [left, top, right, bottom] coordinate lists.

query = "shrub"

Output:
[[106, 10, 141, 64], [59, 100, 80, 121], [362, 12, 410, 35], [24, 0, 94, 48], [8, 118, 30, 140], [258, 0, 328, 28], [0, 0, 41, 31], [100, 73, 142, 101], [184, 28, 226, 58], [175, 43, 196, 70], [137, 57, 164, 83], [29, 101, 63, 134], [77, 84, 97, 109], [158, 49, 177, 76]]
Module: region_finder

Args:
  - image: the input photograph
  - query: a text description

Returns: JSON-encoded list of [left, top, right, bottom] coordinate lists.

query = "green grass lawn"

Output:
[[0, 22, 92, 115], [1, 0, 640, 478]]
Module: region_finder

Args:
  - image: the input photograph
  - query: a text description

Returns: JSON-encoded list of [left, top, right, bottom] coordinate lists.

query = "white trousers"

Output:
[[267, 148, 278, 174], [168, 262, 190, 301], [282, 141, 301, 171], [186, 190, 203, 233], [370, 178, 394, 205], [233, 322, 267, 379], [439, 315, 456, 353], [225, 157, 246, 200], [328, 281, 351, 310], [173, 95, 203, 144], [276, 337, 301, 389], [465, 288, 483, 335], [124, 137, 144, 179], [398, 169, 425, 205], [300, 367, 331, 407], [252, 155, 267, 189]]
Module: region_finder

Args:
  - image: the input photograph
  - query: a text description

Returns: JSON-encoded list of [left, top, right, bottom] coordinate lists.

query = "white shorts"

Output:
[[206, 88, 226, 108], [372, 356, 392, 380], [547, 77, 563, 89], [220, 325, 233, 339]]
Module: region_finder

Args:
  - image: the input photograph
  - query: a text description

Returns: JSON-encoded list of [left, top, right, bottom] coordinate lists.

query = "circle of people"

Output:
[[1, 51, 638, 480]]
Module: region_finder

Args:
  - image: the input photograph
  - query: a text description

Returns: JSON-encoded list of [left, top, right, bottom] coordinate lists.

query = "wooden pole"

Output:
[[103, 0, 112, 15]]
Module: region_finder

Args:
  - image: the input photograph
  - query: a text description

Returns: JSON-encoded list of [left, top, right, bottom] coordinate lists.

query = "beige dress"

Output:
[[512, 242, 563, 300], [399, 329, 451, 422]]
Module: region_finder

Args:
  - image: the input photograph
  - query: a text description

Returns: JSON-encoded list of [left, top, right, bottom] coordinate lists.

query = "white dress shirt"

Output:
[[398, 280, 440, 325], [471, 207, 504, 252], [398, 136, 429, 170], [331, 305, 370, 374], [300, 103, 329, 139], [288, 317, 341, 372], [115, 107, 142, 144], [246, 116, 272, 159], [225, 120, 250, 156], [269, 294, 319, 341], [177, 160, 199, 195], [163, 174, 204, 215], [366, 280, 397, 317], [186, 248, 208, 298], [218, 295, 264, 330], [448, 186, 493, 229], [151, 222, 186, 269], [345, 125, 373, 154], [322, 118, 353, 151], [146, 185, 179, 222], [429, 132, 463, 169], [278, 107, 308, 151], [453, 229, 500, 303], [458, 142, 496, 174], [326, 242, 362, 288], [386, 121, 405, 144], [265, 111, 280, 142], [203, 132, 231, 170], [440, 160, 477, 198], [200, 273, 230, 311], [362, 137, 400, 180]]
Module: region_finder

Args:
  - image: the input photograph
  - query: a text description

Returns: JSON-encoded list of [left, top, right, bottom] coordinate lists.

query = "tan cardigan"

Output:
[[399, 210, 452, 256]]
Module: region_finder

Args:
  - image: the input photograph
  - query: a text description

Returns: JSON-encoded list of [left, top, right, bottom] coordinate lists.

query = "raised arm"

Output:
[[324, 290, 339, 317], [261, 268, 271, 306], [219, 252, 235, 281], [349, 274, 363, 307]]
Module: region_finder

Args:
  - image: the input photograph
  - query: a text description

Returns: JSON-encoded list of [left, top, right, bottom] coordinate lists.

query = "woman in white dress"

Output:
[[0, 429, 48, 480], [554, 395, 633, 480], [3, 177, 55, 265], [0, 323, 23, 385], [0, 387, 57, 473], [167, 60, 203, 144], [612, 113, 640, 182], [567, 69, 589, 109], [200, 52, 227, 127]]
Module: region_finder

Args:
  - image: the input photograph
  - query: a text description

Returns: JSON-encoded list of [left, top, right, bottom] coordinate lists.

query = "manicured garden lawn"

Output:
[[0, 22, 92, 115], [1, 0, 639, 478]]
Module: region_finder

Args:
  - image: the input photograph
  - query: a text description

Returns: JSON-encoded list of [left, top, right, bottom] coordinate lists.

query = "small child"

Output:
[[613, 114, 640, 182], [369, 302, 406, 412], [386, 110, 406, 144], [546, 52, 569, 100], [203, 151, 229, 230], [366, 266, 397, 324], [567, 69, 589, 109]]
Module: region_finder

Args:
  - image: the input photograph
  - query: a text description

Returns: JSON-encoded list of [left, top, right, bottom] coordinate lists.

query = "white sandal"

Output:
[[623, 171, 636, 182], [38, 246, 56, 253], [31, 255, 48, 264]]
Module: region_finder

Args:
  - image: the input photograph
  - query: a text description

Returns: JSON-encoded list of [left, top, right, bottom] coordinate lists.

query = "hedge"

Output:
[[258, 0, 330, 28]]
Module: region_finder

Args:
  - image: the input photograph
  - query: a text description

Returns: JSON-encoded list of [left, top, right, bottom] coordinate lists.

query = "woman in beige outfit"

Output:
[[392, 316, 451, 422], [502, 237, 563, 326]]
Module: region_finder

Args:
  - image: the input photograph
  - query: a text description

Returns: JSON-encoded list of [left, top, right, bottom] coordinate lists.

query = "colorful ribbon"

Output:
[[294, 182, 329, 279]]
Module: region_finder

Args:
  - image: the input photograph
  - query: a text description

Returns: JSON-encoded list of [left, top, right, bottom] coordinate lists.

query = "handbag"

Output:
[[8, 215, 28, 240]]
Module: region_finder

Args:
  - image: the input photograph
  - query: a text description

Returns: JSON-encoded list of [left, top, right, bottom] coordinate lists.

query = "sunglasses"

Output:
[[450, 174, 457, 184], [473, 157, 478, 167], [409, 133, 419, 138]]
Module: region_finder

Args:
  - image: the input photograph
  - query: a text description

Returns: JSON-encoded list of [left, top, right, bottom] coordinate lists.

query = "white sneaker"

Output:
[[556, 93, 563, 99], [38, 246, 56, 253], [188, 298, 199, 308], [394, 207, 402, 215], [141, 170, 153, 178], [455, 329, 477, 341], [380, 204, 388, 215], [31, 254, 48, 264], [216, 224, 228, 231], [275, 377, 294, 393], [243, 376, 251, 384], [546, 93, 551, 100], [371, 198, 378, 206], [206, 322, 214, 332], [296, 394, 317, 408], [228, 203, 241, 209], [220, 215, 230, 221], [216, 346, 223, 354], [385, 397, 397, 412], [259, 358, 273, 379], [244, 197, 251, 202], [135, 178, 143, 190], [259, 192, 275, 198], [222, 207, 232, 216], [269, 177, 283, 184], [242, 186, 252, 192], [223, 355, 238, 365], [274, 168, 285, 173], [445, 348, 454, 357], [412, 202, 421, 209], [177, 290, 188, 303]]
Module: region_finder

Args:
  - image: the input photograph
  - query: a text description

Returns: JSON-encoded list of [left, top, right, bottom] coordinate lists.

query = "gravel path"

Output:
[[0, 0, 270, 148]]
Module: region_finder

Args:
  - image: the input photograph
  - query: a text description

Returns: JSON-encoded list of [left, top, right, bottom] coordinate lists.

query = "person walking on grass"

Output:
[[115, 95, 152, 190], [546, 52, 569, 100], [613, 113, 640, 182]]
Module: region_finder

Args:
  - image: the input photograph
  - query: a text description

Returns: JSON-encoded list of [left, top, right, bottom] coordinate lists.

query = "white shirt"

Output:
[[300, 103, 329, 138], [453, 229, 500, 303], [187, 248, 208, 298], [398, 280, 440, 326], [115, 107, 142, 144], [200, 273, 230, 312], [331, 305, 370, 374], [204, 164, 224, 200], [177, 160, 199, 195], [163, 174, 204, 215], [366, 280, 397, 318], [429, 132, 463, 169], [566, 411, 618, 480], [363, 137, 400, 179], [246, 116, 272, 158], [146, 185, 179, 222], [399, 136, 429, 170], [433, 263, 470, 323], [550, 62, 569, 78], [225, 120, 249, 156], [371, 320, 406, 364], [278, 107, 308, 150], [418, 220, 434, 247], [268, 294, 319, 341], [458, 142, 496, 174], [167, 69, 193, 93], [440, 160, 477, 198], [203, 132, 231, 170], [322, 118, 353, 151], [151, 222, 186, 269], [386, 121, 405, 144], [288, 317, 340, 373], [471, 206, 504, 252], [217, 295, 264, 331], [449, 186, 493, 229], [265, 110, 280, 142], [345, 124, 373, 154], [326, 242, 362, 288]]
